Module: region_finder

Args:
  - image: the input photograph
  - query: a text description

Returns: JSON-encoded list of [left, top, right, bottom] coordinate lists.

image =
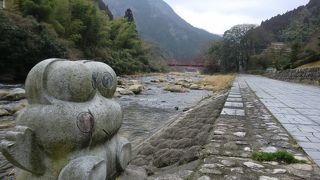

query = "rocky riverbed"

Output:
[[115, 72, 214, 146]]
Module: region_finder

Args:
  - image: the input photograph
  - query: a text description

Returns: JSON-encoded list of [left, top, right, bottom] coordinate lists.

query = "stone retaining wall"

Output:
[[268, 68, 320, 85]]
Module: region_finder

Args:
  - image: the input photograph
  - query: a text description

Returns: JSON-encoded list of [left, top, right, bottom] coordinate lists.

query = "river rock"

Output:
[[2, 99, 28, 114], [174, 80, 191, 88], [203, 85, 215, 91], [117, 87, 134, 95], [0, 108, 10, 116], [164, 85, 188, 93], [128, 80, 140, 85], [2, 88, 26, 101], [0, 90, 9, 99], [128, 84, 144, 94], [190, 84, 200, 90], [158, 77, 167, 83]]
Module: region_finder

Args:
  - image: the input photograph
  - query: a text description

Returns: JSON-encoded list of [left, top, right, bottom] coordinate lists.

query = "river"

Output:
[[117, 73, 212, 147]]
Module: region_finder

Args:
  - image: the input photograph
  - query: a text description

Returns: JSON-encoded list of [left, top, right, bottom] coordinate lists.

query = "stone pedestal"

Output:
[[0, 59, 131, 180]]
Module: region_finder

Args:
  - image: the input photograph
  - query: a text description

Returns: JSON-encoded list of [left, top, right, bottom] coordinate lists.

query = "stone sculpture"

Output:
[[0, 59, 131, 180]]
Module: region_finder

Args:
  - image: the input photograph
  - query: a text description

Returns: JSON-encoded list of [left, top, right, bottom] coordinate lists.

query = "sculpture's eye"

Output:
[[84, 62, 117, 98], [46, 61, 95, 102], [101, 72, 114, 89]]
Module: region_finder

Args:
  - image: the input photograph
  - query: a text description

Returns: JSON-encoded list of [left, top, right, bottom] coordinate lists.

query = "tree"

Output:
[[124, 8, 134, 22], [290, 40, 302, 68], [222, 24, 256, 72], [204, 41, 222, 73]]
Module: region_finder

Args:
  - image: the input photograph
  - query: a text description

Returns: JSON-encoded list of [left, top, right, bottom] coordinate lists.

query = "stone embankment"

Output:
[[267, 68, 320, 85]]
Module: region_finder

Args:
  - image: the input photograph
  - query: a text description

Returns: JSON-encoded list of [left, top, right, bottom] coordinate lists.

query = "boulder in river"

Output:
[[0, 89, 9, 99], [158, 77, 167, 83], [0, 108, 10, 116], [2, 99, 28, 115], [190, 84, 201, 90], [174, 80, 191, 88], [117, 87, 134, 95], [203, 85, 215, 91], [128, 84, 144, 94], [1, 88, 26, 101], [164, 85, 189, 93]]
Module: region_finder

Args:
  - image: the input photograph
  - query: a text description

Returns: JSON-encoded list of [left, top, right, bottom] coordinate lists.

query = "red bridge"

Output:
[[167, 59, 204, 67], [167, 63, 204, 67]]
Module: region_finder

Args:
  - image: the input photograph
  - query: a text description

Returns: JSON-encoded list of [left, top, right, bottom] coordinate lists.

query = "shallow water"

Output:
[[117, 75, 212, 146]]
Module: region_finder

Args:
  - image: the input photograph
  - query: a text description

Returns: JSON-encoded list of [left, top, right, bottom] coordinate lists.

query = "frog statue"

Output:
[[0, 59, 131, 180]]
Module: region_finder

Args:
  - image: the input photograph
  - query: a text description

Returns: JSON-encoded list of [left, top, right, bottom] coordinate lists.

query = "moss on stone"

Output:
[[251, 150, 307, 164]]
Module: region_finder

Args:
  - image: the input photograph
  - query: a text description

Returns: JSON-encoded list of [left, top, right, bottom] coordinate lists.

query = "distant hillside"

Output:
[[252, 0, 320, 45], [103, 0, 221, 62], [242, 0, 320, 70]]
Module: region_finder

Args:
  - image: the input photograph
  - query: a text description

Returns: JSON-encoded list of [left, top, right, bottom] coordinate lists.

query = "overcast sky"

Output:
[[163, 0, 309, 35]]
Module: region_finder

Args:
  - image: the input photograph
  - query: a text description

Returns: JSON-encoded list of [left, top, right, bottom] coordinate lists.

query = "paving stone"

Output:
[[228, 95, 242, 98], [259, 176, 279, 180], [272, 169, 287, 174], [289, 164, 313, 171], [233, 132, 246, 137], [260, 146, 277, 153], [197, 176, 211, 180], [225, 102, 244, 108], [304, 150, 320, 160], [299, 142, 320, 150], [243, 162, 264, 169], [221, 160, 236, 167], [221, 108, 245, 116], [213, 130, 225, 135], [230, 167, 244, 174], [227, 98, 243, 102]]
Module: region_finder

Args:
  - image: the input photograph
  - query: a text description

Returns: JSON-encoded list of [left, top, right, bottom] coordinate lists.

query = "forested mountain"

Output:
[[204, 0, 320, 73], [0, 0, 167, 82], [104, 0, 221, 63], [247, 0, 320, 53]]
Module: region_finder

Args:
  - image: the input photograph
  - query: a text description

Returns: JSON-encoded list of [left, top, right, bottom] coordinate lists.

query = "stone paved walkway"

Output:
[[239, 75, 320, 166]]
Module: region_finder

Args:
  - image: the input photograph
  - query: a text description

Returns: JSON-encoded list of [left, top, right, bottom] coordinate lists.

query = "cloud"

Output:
[[163, 0, 309, 34]]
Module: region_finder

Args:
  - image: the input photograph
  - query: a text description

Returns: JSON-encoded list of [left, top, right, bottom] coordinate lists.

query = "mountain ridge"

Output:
[[103, 0, 221, 62]]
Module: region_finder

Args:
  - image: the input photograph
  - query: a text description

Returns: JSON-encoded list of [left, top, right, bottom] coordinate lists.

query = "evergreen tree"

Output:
[[124, 8, 134, 22]]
